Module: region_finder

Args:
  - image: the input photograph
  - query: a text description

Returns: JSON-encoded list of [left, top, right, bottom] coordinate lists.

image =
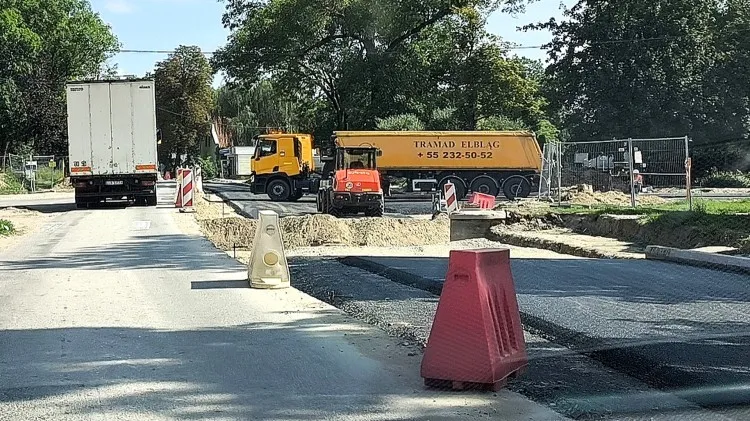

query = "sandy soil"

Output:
[[0, 208, 53, 251], [187, 192, 574, 264]]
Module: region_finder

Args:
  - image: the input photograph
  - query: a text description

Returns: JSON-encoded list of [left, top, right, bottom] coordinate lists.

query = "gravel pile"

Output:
[[196, 195, 450, 251]]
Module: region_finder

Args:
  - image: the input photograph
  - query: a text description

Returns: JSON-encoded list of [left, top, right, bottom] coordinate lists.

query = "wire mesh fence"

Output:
[[540, 137, 691, 208], [0, 154, 68, 192]]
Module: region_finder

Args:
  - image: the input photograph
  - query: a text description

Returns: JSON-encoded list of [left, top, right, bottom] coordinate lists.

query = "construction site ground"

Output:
[[192, 192, 750, 420]]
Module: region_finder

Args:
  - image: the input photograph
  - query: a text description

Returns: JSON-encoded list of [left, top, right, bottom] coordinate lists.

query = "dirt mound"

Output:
[[199, 217, 257, 250], [198, 208, 450, 251], [282, 214, 354, 247], [564, 189, 666, 206]]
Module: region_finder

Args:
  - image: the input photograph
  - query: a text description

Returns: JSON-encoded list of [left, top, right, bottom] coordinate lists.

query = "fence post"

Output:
[[684, 136, 692, 211], [556, 142, 562, 206], [627, 138, 636, 208]]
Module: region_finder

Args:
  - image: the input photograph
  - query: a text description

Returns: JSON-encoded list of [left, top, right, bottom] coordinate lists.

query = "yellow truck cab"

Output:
[[250, 133, 316, 201]]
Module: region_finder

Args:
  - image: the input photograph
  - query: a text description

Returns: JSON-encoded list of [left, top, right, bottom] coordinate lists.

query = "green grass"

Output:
[[552, 199, 750, 217], [0, 172, 26, 195], [0, 219, 15, 236], [34, 167, 65, 189], [549, 199, 750, 251]]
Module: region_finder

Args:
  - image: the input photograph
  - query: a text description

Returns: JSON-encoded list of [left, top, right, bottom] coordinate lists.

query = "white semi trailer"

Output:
[[66, 79, 159, 208]]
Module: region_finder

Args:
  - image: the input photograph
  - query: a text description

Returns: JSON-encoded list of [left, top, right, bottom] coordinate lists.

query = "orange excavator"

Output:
[[316, 138, 384, 217]]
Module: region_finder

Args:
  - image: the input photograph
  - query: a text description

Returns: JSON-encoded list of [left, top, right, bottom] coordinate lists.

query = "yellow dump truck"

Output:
[[332, 131, 543, 200], [250, 133, 317, 201]]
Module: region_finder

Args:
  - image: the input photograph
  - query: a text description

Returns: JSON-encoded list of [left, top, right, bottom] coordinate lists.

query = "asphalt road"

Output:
[[343, 255, 750, 409], [0, 185, 562, 421], [205, 181, 436, 218]]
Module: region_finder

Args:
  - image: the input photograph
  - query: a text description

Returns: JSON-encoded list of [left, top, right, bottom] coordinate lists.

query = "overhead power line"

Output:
[[116, 27, 750, 55]]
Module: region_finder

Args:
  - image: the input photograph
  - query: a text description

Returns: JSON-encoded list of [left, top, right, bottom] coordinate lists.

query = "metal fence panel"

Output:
[[544, 136, 690, 208]]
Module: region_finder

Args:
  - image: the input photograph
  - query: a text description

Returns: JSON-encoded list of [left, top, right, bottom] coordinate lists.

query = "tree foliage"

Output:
[[0, 0, 118, 156], [212, 0, 550, 134], [531, 0, 750, 143], [214, 81, 319, 145], [154, 46, 215, 166]]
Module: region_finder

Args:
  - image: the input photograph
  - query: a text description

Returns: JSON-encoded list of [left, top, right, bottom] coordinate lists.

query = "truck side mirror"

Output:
[[377, 150, 383, 157]]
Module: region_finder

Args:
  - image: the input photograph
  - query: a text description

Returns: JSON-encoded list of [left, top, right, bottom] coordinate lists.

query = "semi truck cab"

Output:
[[250, 133, 316, 201]]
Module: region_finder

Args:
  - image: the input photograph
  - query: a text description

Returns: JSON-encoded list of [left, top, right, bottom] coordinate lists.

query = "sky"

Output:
[[91, 0, 575, 85]]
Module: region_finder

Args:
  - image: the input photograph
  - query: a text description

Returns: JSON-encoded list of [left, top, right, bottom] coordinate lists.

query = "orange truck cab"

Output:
[[316, 145, 384, 217], [250, 133, 316, 201]]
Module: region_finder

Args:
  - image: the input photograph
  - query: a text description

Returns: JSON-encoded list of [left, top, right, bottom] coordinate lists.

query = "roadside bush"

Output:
[[0, 171, 26, 194], [0, 219, 15, 236], [198, 155, 219, 179], [698, 170, 750, 188]]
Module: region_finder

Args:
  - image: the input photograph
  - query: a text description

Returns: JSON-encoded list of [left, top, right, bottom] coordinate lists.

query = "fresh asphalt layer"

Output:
[[341, 255, 750, 409]]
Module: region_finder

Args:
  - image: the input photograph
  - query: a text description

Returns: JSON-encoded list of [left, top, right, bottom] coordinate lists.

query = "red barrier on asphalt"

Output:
[[468, 193, 496, 209], [421, 249, 527, 391]]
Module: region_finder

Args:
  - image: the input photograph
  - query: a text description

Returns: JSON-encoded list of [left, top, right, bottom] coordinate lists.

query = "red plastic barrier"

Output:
[[468, 192, 496, 209], [421, 249, 527, 391]]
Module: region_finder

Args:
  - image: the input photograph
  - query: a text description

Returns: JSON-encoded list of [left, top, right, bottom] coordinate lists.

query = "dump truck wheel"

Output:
[[267, 179, 291, 201], [470, 176, 499, 197], [503, 177, 531, 200], [440, 177, 467, 200]]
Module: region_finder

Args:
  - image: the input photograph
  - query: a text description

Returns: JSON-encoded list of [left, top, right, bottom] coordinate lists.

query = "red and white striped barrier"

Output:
[[443, 182, 459, 214], [174, 169, 183, 207], [174, 168, 195, 211]]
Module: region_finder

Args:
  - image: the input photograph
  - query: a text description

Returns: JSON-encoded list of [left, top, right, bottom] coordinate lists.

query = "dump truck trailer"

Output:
[[66, 79, 159, 208], [332, 131, 543, 200]]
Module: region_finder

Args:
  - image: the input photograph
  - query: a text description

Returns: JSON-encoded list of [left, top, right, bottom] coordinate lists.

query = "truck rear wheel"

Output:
[[267, 179, 291, 201], [470, 176, 499, 197], [147, 194, 157, 207], [503, 177, 532, 200], [440, 177, 467, 200]]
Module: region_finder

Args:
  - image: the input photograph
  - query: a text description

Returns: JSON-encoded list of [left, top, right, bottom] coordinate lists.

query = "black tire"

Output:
[[321, 193, 330, 214], [470, 176, 500, 197], [365, 202, 385, 217], [75, 200, 88, 209], [440, 177, 467, 200], [316, 193, 323, 212], [503, 177, 532, 200], [289, 189, 304, 202], [267, 179, 291, 201], [146, 194, 157, 207]]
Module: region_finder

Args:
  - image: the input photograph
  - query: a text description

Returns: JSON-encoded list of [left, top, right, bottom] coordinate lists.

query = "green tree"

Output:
[[154, 46, 215, 168], [376, 114, 426, 131], [530, 0, 749, 143], [0, 0, 118, 156], [214, 0, 532, 130], [214, 80, 315, 145]]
